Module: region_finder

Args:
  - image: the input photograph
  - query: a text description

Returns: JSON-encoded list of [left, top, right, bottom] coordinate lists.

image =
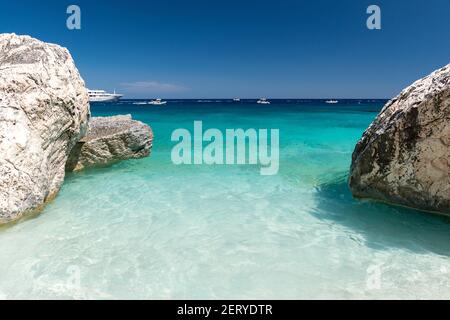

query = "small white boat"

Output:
[[233, 98, 241, 102], [325, 100, 339, 104], [257, 98, 271, 105], [148, 99, 167, 105]]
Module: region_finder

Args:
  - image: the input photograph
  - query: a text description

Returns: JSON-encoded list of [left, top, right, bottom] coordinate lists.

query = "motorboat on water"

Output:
[[233, 98, 241, 102], [88, 89, 123, 103], [325, 100, 339, 104], [148, 99, 167, 105], [257, 98, 271, 105]]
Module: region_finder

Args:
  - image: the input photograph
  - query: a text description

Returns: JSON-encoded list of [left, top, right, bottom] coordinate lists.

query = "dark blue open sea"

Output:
[[1, 99, 449, 299]]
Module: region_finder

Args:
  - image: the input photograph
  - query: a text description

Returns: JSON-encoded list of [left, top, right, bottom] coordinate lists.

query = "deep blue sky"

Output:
[[1, 0, 450, 98]]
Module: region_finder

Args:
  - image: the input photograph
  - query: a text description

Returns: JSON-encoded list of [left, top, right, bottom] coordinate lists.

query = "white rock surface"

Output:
[[0, 34, 90, 223], [350, 63, 450, 214], [66, 115, 153, 171]]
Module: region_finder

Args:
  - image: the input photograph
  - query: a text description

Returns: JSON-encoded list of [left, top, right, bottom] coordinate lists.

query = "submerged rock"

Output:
[[66, 115, 153, 171], [349, 63, 450, 214], [0, 34, 90, 223]]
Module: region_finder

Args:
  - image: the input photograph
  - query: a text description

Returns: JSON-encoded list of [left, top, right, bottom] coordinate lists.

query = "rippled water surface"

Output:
[[1, 100, 449, 299]]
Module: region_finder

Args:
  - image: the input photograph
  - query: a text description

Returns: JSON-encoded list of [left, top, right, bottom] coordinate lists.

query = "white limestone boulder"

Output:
[[350, 63, 450, 215], [0, 34, 90, 223]]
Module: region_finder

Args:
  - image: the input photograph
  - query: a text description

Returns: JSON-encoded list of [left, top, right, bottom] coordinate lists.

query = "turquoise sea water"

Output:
[[1, 100, 450, 299]]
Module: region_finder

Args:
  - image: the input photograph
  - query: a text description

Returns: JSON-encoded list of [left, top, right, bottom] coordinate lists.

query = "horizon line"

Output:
[[114, 98, 391, 100]]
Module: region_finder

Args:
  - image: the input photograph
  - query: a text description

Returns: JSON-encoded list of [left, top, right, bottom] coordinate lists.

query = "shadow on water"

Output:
[[312, 174, 450, 257]]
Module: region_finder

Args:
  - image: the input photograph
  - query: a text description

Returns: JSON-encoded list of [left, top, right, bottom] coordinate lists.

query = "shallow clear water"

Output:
[[1, 100, 450, 299]]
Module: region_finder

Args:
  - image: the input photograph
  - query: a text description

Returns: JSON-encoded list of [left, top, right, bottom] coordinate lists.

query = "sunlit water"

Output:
[[1, 100, 449, 299]]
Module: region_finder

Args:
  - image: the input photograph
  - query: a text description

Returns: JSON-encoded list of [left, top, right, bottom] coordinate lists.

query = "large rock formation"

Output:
[[349, 63, 450, 214], [0, 34, 90, 223], [66, 115, 153, 171]]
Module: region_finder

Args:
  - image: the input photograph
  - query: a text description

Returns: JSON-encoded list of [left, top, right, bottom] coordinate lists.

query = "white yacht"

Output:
[[257, 98, 271, 105], [88, 89, 123, 103], [148, 98, 167, 105], [233, 98, 241, 102], [325, 100, 339, 104]]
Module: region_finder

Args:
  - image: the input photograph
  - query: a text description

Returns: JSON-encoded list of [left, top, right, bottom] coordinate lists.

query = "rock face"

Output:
[[66, 115, 153, 171], [349, 63, 450, 214], [0, 34, 90, 223]]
